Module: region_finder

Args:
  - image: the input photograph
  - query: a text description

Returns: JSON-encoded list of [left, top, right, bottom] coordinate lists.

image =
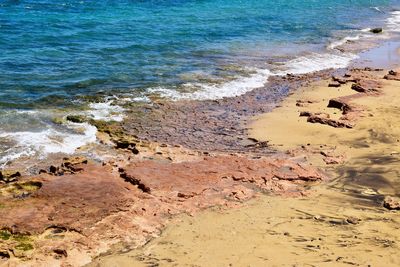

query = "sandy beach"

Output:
[[89, 61, 400, 266], [1, 38, 400, 266]]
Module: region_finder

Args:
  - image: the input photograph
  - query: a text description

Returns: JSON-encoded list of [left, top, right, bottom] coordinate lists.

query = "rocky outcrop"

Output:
[[0, 155, 325, 232], [384, 70, 400, 81], [0, 170, 21, 183], [301, 69, 384, 129], [327, 98, 353, 114], [0, 154, 325, 264], [121, 155, 325, 199], [40, 156, 88, 176], [351, 79, 381, 94], [121, 71, 334, 152], [307, 114, 353, 128]]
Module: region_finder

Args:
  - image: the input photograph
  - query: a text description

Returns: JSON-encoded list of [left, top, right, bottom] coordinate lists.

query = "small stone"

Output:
[[346, 217, 360, 225], [314, 215, 322, 220], [53, 249, 67, 259], [370, 28, 383, 34], [383, 196, 400, 210]]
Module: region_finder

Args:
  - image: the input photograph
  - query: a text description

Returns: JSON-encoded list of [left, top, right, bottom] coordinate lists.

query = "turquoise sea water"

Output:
[[1, 0, 400, 164]]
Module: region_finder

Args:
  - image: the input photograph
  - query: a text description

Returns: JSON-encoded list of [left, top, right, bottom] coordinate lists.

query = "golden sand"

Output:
[[91, 72, 400, 266]]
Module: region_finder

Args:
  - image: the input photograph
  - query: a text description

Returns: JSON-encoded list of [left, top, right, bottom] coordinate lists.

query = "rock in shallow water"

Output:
[[370, 28, 383, 34]]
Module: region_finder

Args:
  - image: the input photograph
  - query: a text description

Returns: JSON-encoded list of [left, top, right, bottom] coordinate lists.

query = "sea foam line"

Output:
[[150, 51, 358, 101], [0, 122, 97, 167], [149, 68, 272, 101], [387, 11, 400, 32]]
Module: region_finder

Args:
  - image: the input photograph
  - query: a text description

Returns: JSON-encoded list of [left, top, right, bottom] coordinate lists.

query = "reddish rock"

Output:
[[121, 155, 325, 199], [384, 70, 400, 81], [307, 114, 353, 128], [332, 76, 347, 85], [299, 111, 313, 117], [351, 80, 381, 93], [320, 151, 345, 165], [328, 82, 341, 88], [383, 196, 400, 210], [0, 154, 325, 238], [327, 98, 352, 114], [0, 164, 139, 234], [296, 100, 315, 107]]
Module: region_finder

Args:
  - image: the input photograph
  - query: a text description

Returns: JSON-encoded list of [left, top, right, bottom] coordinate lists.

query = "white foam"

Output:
[[131, 96, 152, 103], [0, 122, 97, 166], [275, 52, 358, 75], [149, 68, 272, 100], [361, 28, 372, 32], [149, 51, 360, 101], [387, 11, 400, 32], [328, 35, 362, 50], [87, 101, 125, 122], [0, 150, 34, 168]]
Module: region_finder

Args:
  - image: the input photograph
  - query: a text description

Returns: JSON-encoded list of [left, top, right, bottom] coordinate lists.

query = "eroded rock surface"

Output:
[[303, 68, 384, 129], [122, 72, 333, 152], [0, 153, 325, 265], [384, 70, 400, 81]]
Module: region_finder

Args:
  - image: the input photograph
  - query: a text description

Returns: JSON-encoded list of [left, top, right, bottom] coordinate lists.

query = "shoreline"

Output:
[[90, 65, 400, 266], [2, 12, 400, 167], [1, 35, 400, 266]]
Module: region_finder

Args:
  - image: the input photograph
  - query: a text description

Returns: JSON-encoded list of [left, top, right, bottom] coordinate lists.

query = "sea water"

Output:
[[1, 0, 400, 164]]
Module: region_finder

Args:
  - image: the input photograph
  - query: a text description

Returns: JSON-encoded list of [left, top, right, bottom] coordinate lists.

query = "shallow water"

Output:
[[1, 0, 400, 165]]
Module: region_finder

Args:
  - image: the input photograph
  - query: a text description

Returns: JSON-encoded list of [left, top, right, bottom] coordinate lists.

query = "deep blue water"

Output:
[[1, 0, 400, 165]]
